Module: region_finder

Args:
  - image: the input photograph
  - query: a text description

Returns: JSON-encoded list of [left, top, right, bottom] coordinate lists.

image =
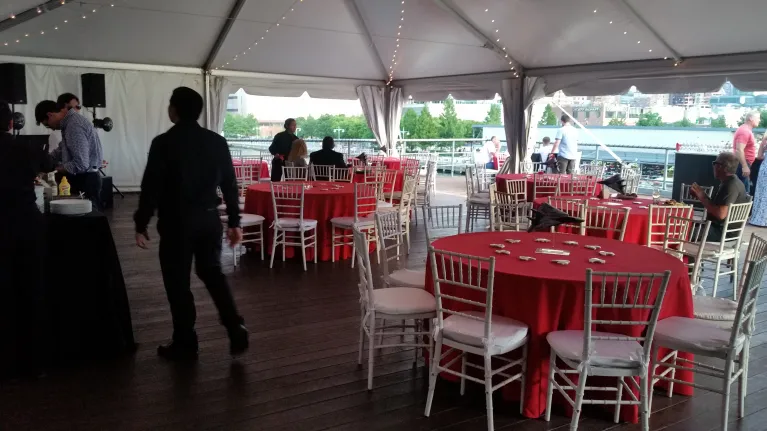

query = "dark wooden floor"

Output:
[[3, 182, 767, 431]]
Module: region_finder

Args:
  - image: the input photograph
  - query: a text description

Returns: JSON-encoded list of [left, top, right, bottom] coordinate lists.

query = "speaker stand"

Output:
[[99, 168, 125, 198]]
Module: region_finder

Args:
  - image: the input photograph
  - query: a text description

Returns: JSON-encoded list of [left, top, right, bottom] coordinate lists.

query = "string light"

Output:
[[385, 1, 407, 85], [217, 0, 303, 70], [482, 6, 518, 78], [593, 8, 676, 64]]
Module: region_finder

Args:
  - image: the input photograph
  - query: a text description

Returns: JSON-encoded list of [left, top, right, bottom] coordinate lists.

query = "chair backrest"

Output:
[[583, 269, 671, 367], [397, 176, 417, 219], [716, 201, 752, 247], [647, 204, 694, 247], [679, 183, 714, 204], [282, 166, 308, 181], [381, 169, 399, 199], [354, 183, 379, 221], [309, 164, 334, 181], [563, 175, 591, 197], [234, 164, 254, 196], [230, 149, 243, 161], [661, 216, 710, 291], [375, 211, 407, 278], [579, 164, 604, 179], [470, 164, 492, 193], [465, 166, 479, 197], [352, 227, 376, 310], [584, 206, 631, 241], [504, 178, 527, 202], [244, 157, 263, 181], [330, 166, 353, 182], [490, 184, 530, 232], [496, 153, 508, 167], [533, 173, 560, 199], [270, 183, 306, 223], [548, 196, 587, 233], [729, 255, 767, 347], [519, 160, 533, 173], [402, 158, 421, 177], [429, 247, 496, 346], [363, 165, 385, 183], [736, 233, 767, 300], [623, 170, 641, 195], [351, 158, 366, 169], [422, 204, 463, 244]]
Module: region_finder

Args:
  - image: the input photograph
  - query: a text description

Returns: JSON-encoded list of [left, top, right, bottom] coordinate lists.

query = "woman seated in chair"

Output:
[[286, 139, 308, 167]]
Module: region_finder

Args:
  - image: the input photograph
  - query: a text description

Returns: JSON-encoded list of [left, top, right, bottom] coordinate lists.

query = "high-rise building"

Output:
[[226, 89, 248, 115]]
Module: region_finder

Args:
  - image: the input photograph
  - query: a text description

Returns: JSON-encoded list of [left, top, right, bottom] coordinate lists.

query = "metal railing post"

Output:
[[451, 141, 455, 176], [663, 149, 670, 191], [594, 145, 600, 163]]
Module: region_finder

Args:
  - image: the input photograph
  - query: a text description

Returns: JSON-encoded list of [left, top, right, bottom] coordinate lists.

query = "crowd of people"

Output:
[[268, 118, 349, 181]]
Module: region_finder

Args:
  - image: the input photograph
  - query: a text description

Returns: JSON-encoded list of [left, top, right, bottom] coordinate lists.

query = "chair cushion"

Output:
[[330, 216, 375, 227], [239, 196, 246, 204], [469, 196, 491, 205], [217, 203, 246, 212], [220, 213, 265, 226], [443, 311, 528, 354], [275, 218, 318, 229], [693, 296, 738, 321], [547, 330, 644, 369], [654, 316, 743, 355], [372, 287, 436, 315], [387, 268, 425, 288], [378, 201, 393, 208]]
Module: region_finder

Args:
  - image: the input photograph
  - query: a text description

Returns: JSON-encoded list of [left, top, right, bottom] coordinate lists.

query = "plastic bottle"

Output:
[[59, 176, 71, 197]]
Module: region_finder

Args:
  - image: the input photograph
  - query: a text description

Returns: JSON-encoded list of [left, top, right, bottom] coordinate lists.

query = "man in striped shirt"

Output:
[[35, 100, 104, 210]]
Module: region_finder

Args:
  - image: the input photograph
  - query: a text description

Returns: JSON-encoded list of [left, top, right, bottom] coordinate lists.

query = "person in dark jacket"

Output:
[[133, 87, 248, 361], [0, 101, 54, 378], [309, 136, 348, 168], [269, 118, 299, 181]]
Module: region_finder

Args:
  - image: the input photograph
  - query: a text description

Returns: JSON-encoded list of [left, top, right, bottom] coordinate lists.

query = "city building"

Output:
[[226, 88, 248, 115]]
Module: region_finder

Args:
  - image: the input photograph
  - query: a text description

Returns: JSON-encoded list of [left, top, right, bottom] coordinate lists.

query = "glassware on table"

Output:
[[652, 187, 661, 204]]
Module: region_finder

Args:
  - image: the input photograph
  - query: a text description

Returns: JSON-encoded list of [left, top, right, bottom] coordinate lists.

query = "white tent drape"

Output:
[[356, 85, 404, 153], [386, 87, 404, 156], [17, 64, 202, 190], [500, 77, 546, 174], [209, 75, 231, 135]]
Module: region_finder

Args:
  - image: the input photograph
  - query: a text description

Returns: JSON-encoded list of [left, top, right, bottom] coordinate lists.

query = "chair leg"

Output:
[[358, 309, 365, 366], [570, 367, 589, 431], [545, 349, 556, 421], [484, 354, 494, 431], [282, 231, 286, 262], [739, 343, 748, 419], [367, 314, 376, 391], [732, 255, 739, 295], [460, 353, 467, 396], [614, 377, 624, 423], [351, 231, 356, 269], [722, 357, 734, 431], [667, 350, 678, 397], [259, 224, 265, 260], [712, 258, 723, 297], [640, 374, 650, 431], [269, 229, 278, 268], [649, 345, 658, 413], [519, 344, 528, 415], [313, 229, 318, 264], [465, 204, 472, 233], [331, 226, 336, 263], [300, 230, 307, 272], [424, 335, 442, 417]]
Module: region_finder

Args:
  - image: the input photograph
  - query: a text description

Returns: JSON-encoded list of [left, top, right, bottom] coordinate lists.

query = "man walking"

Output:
[[550, 114, 579, 174], [134, 87, 248, 360], [733, 111, 759, 194]]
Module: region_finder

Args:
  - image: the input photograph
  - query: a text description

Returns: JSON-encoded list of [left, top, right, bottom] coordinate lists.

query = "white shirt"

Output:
[[555, 124, 579, 160], [483, 141, 497, 163], [538, 144, 554, 159], [48, 131, 62, 154]]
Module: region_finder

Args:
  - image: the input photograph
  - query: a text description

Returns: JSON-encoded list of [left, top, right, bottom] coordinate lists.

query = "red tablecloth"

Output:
[[496, 174, 602, 201], [348, 157, 406, 192], [533, 196, 655, 245], [244, 182, 364, 261], [233, 159, 270, 181], [425, 231, 693, 422]]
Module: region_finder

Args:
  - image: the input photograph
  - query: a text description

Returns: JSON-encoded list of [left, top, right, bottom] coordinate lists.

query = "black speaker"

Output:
[[0, 63, 27, 105], [81, 73, 106, 108]]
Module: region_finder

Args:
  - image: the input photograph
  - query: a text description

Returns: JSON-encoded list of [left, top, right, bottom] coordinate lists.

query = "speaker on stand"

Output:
[[0, 63, 28, 135]]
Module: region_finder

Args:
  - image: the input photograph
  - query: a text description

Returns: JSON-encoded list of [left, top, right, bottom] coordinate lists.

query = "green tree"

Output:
[[738, 110, 767, 128], [608, 117, 626, 126], [438, 97, 461, 139], [412, 105, 439, 150], [672, 117, 695, 127], [710, 115, 728, 128], [484, 104, 502, 124], [636, 112, 664, 127], [223, 113, 259, 138], [539, 104, 558, 126], [295, 114, 374, 139], [400, 108, 418, 139]]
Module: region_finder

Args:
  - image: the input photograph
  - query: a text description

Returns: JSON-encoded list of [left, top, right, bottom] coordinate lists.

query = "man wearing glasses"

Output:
[[35, 98, 103, 210], [48, 93, 82, 156], [690, 152, 750, 241]]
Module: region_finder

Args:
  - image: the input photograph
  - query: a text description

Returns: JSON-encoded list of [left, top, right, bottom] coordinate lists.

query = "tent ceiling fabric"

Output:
[[0, 0, 766, 92]]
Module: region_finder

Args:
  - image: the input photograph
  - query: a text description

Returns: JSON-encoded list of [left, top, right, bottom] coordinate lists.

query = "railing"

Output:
[[228, 138, 382, 160]]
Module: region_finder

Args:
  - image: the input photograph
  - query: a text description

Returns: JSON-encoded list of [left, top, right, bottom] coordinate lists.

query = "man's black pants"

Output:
[[68, 172, 103, 211], [158, 212, 243, 345]]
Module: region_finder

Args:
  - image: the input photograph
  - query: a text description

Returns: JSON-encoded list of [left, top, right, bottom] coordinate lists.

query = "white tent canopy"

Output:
[[1, 0, 766, 185]]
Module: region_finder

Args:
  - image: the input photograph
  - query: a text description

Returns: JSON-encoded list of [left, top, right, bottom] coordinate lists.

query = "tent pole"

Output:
[[614, 0, 682, 63], [203, 0, 249, 71], [204, 72, 211, 129], [0, 0, 67, 34], [344, 0, 389, 80]]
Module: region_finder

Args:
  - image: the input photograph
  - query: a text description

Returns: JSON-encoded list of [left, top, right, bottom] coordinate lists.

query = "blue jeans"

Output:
[[737, 164, 752, 195], [485, 161, 495, 169]]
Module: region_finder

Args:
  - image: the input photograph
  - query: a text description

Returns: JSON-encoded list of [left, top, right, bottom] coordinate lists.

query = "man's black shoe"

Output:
[[229, 325, 249, 356], [157, 342, 199, 361]]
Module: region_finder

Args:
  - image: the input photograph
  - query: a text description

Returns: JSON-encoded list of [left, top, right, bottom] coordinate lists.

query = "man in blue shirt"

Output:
[[550, 114, 579, 174], [35, 100, 104, 210]]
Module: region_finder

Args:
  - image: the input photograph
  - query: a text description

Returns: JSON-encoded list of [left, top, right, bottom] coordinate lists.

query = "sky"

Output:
[[245, 91, 364, 121]]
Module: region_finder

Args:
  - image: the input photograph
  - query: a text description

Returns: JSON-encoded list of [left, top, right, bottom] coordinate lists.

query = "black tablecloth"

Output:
[[45, 211, 135, 364]]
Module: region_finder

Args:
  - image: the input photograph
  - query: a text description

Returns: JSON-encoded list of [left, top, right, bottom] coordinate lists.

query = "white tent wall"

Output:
[[11, 62, 202, 190]]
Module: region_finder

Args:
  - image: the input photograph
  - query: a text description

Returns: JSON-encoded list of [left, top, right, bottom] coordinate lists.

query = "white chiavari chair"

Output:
[[380, 169, 399, 204], [519, 160, 533, 174], [331, 183, 379, 267], [646, 204, 694, 248], [490, 184, 530, 232], [584, 206, 631, 241], [579, 163, 604, 178], [660, 216, 710, 294], [700, 201, 753, 296], [229, 148, 243, 161], [351, 157, 366, 169], [546, 270, 671, 431], [465, 167, 491, 232], [532, 173, 560, 199], [548, 196, 586, 234], [309, 164, 334, 181], [221, 213, 265, 267], [354, 228, 436, 390], [330, 166, 353, 183], [651, 255, 767, 431], [422, 204, 463, 244], [425, 248, 529, 431], [282, 166, 308, 182], [375, 211, 423, 288], [414, 161, 436, 211], [379, 176, 416, 250], [680, 183, 714, 220], [562, 175, 591, 197], [623, 168, 641, 195], [504, 178, 527, 202], [269, 183, 318, 271]]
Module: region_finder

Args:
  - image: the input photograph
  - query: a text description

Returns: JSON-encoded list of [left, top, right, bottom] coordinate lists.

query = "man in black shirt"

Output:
[[133, 87, 247, 360], [692, 152, 750, 241], [269, 118, 299, 181], [309, 136, 348, 168]]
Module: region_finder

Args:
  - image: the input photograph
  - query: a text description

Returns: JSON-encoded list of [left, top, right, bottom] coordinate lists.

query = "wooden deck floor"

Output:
[[3, 179, 767, 431]]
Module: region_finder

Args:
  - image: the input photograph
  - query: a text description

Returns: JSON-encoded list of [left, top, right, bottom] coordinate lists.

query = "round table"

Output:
[[533, 196, 655, 245], [244, 181, 360, 261], [425, 231, 693, 421], [496, 173, 603, 201], [349, 157, 405, 191], [233, 159, 270, 181]]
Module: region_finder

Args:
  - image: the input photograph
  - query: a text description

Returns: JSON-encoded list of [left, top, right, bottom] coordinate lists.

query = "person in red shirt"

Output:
[[733, 111, 760, 194]]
